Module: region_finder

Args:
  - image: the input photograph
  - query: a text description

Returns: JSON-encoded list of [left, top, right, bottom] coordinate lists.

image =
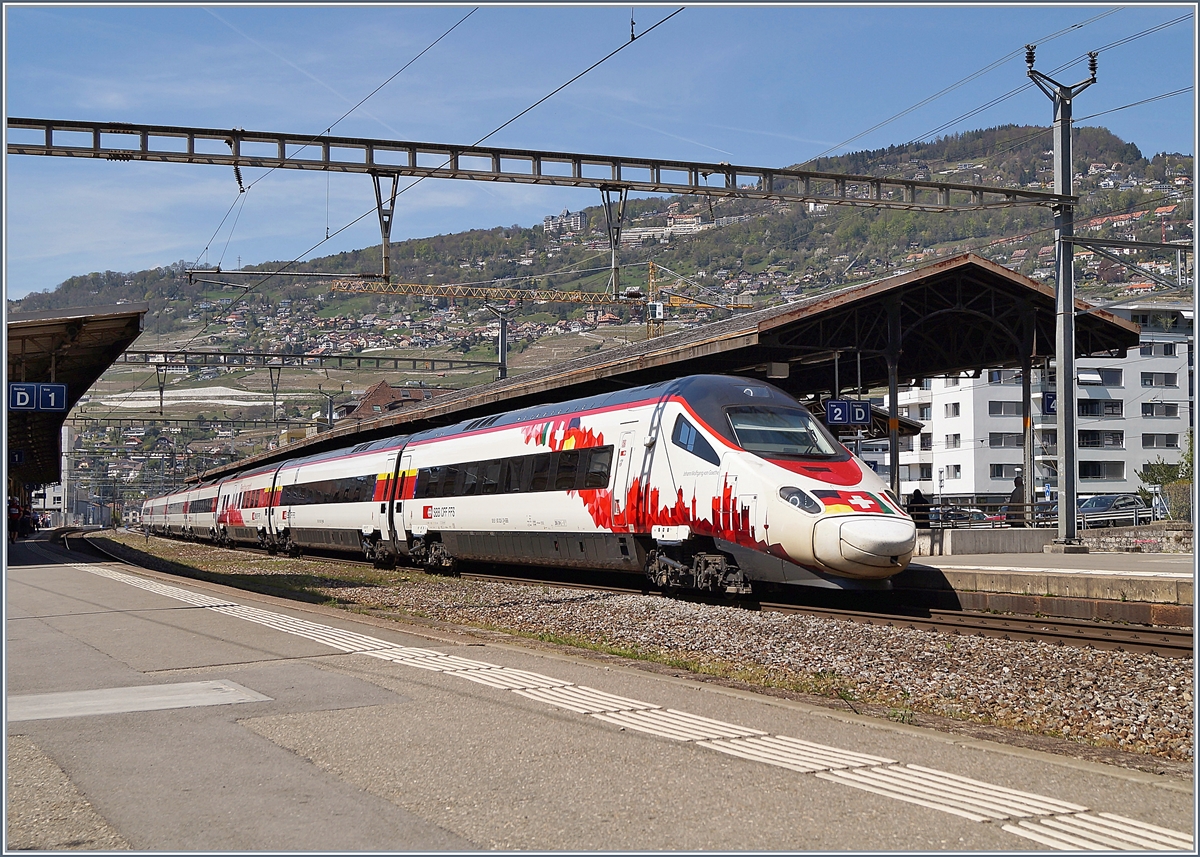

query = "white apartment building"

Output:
[[863, 302, 1193, 504], [541, 208, 588, 235]]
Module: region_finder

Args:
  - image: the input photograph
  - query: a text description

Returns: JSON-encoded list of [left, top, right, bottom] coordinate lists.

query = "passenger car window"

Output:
[[480, 461, 501, 495], [555, 450, 580, 490], [671, 415, 721, 466], [528, 454, 552, 492], [583, 447, 612, 488]]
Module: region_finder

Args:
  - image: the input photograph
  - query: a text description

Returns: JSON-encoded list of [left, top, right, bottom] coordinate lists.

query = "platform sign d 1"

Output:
[[8, 383, 37, 411], [848, 400, 872, 425], [825, 399, 851, 425], [7, 383, 68, 412]]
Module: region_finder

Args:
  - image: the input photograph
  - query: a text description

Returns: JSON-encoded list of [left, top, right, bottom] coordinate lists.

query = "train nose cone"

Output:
[[812, 517, 915, 577]]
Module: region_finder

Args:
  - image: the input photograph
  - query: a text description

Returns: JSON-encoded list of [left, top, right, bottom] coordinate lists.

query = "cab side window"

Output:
[[671, 415, 720, 466]]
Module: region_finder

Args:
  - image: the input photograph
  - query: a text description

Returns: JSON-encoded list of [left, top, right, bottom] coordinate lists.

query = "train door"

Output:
[[265, 464, 286, 544], [371, 450, 400, 543], [610, 426, 638, 523], [389, 453, 413, 550], [274, 467, 301, 552]]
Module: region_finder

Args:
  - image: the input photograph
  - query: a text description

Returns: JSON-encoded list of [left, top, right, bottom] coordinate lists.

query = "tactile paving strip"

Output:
[[696, 735, 896, 773], [816, 764, 1087, 823], [590, 708, 766, 741], [69, 563, 235, 608], [510, 685, 659, 714], [1003, 812, 1195, 852], [449, 668, 572, 690]]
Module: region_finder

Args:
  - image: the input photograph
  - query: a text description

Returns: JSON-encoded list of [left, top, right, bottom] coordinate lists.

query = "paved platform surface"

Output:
[[6, 537, 1194, 851], [902, 549, 1190, 619]]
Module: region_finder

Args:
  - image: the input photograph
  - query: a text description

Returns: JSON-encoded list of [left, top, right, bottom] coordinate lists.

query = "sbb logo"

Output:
[[423, 505, 433, 519]]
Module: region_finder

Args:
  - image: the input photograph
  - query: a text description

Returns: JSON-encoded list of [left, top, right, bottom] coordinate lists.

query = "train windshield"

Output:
[[726, 406, 843, 459]]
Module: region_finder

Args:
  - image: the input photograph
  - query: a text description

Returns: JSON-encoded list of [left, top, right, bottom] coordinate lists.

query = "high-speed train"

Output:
[[143, 375, 916, 591]]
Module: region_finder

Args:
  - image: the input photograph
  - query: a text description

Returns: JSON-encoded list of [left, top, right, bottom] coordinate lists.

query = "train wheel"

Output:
[[424, 542, 457, 576]]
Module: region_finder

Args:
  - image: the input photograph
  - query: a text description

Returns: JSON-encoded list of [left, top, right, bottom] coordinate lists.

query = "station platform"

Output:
[[5, 536, 1193, 851], [898, 552, 1194, 627]]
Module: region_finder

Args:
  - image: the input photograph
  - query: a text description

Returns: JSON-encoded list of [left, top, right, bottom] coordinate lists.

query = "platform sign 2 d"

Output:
[[8, 383, 68, 412], [826, 399, 872, 426], [826, 399, 851, 425]]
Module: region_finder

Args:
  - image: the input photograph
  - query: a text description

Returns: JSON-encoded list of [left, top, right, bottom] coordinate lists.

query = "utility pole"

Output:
[[1026, 45, 1096, 545]]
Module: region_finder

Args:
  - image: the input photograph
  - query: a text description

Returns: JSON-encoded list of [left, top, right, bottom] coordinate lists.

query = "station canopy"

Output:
[[7, 304, 147, 486], [198, 254, 1139, 480]]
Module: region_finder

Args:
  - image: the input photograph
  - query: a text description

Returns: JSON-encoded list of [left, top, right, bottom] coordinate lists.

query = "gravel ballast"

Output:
[[95, 534, 1194, 765]]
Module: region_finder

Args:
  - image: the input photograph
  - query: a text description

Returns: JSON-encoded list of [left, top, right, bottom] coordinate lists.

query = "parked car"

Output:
[[1078, 494, 1154, 528], [1037, 494, 1155, 528], [929, 506, 997, 527]]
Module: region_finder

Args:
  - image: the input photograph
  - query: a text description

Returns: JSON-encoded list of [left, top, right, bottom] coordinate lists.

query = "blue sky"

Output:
[[4, 3, 1195, 300]]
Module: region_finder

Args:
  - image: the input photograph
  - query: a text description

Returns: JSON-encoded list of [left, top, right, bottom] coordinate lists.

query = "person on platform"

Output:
[[908, 489, 931, 529], [1006, 476, 1026, 527]]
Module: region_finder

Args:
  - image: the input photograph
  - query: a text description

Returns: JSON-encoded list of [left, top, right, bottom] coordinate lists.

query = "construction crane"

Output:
[[330, 278, 648, 305], [646, 261, 755, 338], [330, 275, 651, 380]]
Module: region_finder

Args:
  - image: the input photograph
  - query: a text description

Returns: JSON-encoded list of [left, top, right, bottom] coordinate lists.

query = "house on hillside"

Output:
[[343, 380, 450, 420]]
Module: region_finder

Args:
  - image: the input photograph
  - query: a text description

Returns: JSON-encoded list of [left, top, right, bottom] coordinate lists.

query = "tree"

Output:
[[1178, 430, 1193, 482], [1135, 456, 1180, 504]]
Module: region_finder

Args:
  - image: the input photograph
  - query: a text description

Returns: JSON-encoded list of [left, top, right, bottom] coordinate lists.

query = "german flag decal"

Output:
[[812, 490, 893, 514]]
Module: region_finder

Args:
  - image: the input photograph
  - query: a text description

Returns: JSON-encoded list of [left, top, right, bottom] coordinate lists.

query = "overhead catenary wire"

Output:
[[244, 7, 479, 193], [902, 12, 1193, 148], [188, 9, 478, 284], [895, 83, 1196, 179], [89, 7, 686, 427], [798, 7, 1121, 168]]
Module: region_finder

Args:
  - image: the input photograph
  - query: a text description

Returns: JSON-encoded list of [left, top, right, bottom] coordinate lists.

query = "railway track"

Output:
[[759, 602, 1193, 659], [77, 532, 1192, 659], [462, 571, 1194, 658]]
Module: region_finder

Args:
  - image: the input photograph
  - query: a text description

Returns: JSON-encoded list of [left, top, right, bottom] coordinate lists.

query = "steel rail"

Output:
[[6, 117, 1072, 213], [760, 602, 1192, 658]]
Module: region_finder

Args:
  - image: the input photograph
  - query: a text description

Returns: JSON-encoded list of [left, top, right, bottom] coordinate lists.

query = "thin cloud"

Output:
[[572, 104, 734, 157]]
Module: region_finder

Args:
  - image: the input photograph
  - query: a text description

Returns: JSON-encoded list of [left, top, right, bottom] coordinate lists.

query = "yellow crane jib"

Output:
[[330, 278, 646, 305]]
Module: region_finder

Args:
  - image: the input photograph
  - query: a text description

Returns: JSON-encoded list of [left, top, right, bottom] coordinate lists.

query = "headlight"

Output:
[[779, 486, 821, 515]]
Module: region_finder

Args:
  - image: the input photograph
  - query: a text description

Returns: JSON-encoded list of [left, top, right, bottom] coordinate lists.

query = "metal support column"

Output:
[[1027, 46, 1096, 543], [372, 173, 400, 281], [484, 304, 513, 380], [887, 295, 902, 498], [1021, 349, 1034, 525], [268, 365, 282, 430], [155, 365, 166, 417], [601, 185, 629, 298]]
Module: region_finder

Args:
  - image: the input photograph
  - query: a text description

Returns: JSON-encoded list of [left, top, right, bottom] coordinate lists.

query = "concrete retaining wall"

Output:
[[915, 522, 1194, 555], [916, 527, 1056, 556], [1079, 522, 1193, 554]]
